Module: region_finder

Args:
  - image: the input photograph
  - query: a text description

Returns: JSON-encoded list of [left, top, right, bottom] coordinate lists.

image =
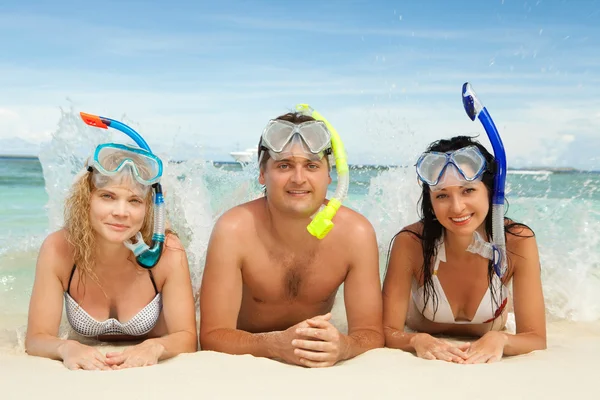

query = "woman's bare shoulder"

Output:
[[40, 229, 74, 263], [392, 222, 424, 247], [149, 232, 189, 286], [38, 229, 74, 284]]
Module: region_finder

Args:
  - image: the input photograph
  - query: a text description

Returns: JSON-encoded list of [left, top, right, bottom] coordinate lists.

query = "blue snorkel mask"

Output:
[[416, 145, 488, 191], [461, 83, 507, 278], [80, 112, 166, 269]]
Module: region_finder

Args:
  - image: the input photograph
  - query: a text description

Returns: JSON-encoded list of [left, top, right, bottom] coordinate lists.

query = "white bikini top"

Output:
[[411, 239, 508, 324]]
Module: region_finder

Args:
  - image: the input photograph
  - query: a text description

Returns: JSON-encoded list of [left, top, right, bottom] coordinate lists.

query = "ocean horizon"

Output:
[[0, 154, 594, 173]]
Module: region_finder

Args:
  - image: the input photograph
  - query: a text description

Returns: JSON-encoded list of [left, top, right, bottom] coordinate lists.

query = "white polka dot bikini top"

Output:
[[64, 265, 162, 337]]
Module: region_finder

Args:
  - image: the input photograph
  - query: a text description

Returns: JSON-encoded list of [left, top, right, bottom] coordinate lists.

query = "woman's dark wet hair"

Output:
[[386, 135, 534, 325]]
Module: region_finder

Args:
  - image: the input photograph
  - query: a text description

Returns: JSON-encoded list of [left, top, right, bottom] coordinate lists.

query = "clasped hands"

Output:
[[275, 312, 348, 368]]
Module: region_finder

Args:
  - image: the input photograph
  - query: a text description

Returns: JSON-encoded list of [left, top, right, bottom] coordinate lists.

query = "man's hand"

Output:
[[291, 313, 348, 368]]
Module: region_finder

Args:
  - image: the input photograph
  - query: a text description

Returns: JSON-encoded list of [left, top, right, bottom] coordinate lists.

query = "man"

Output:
[[200, 108, 383, 367]]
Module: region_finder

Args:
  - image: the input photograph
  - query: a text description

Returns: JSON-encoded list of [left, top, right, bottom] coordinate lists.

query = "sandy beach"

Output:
[[1, 319, 598, 400]]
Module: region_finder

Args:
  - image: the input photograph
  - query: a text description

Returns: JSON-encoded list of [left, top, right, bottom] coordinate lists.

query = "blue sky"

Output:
[[0, 0, 599, 169]]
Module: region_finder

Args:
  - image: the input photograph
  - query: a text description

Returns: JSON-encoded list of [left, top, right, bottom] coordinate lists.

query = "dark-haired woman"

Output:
[[383, 136, 546, 364]]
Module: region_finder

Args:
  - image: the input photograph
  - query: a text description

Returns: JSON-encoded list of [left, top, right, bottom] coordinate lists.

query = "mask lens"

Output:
[[451, 146, 486, 180], [261, 120, 296, 152], [297, 121, 330, 153], [416, 152, 449, 185]]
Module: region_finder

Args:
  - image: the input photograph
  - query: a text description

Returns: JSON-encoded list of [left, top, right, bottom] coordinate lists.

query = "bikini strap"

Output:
[[148, 270, 159, 295], [433, 239, 446, 275], [67, 264, 77, 295]]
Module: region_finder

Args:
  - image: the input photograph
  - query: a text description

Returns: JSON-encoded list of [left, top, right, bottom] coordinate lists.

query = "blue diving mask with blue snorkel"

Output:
[[80, 112, 166, 269]]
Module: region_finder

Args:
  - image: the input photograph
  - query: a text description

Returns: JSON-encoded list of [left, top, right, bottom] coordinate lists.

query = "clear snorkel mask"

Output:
[[258, 105, 349, 239], [80, 112, 166, 269], [259, 119, 333, 163]]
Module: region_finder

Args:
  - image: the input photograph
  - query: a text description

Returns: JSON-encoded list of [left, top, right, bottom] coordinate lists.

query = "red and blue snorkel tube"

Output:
[[462, 83, 507, 277], [80, 112, 166, 269]]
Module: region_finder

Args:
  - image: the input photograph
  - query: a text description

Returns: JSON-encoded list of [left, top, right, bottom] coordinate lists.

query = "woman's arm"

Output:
[[382, 230, 423, 351], [25, 231, 110, 369], [383, 228, 470, 363], [504, 229, 547, 355], [105, 235, 197, 368], [25, 231, 73, 359], [464, 227, 546, 363], [143, 235, 198, 359]]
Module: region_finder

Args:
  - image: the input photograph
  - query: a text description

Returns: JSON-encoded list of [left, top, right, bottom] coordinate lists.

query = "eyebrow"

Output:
[[98, 189, 145, 198], [275, 158, 322, 164], [439, 184, 476, 191]]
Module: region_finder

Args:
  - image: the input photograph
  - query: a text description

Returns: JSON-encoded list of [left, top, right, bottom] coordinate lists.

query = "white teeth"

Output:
[[288, 191, 307, 194], [451, 215, 471, 222]]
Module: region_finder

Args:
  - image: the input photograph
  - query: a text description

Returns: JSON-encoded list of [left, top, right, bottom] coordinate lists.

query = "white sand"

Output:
[[1, 320, 599, 400]]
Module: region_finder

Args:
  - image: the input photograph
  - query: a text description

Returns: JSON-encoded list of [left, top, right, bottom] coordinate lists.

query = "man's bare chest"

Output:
[[241, 246, 347, 302]]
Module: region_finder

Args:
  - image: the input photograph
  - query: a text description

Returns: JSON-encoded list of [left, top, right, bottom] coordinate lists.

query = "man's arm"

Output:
[[199, 209, 288, 359], [340, 214, 385, 359]]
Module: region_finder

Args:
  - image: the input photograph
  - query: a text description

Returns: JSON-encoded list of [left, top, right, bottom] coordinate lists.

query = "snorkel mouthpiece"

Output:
[[296, 104, 349, 239], [307, 198, 342, 239], [80, 112, 166, 269], [461, 83, 507, 277]]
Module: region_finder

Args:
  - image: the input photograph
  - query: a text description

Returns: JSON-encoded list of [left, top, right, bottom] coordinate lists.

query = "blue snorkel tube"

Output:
[[461, 83, 507, 277], [80, 112, 166, 269]]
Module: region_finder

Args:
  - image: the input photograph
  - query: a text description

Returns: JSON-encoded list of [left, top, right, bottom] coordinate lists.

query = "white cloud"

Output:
[[1, 6, 598, 168]]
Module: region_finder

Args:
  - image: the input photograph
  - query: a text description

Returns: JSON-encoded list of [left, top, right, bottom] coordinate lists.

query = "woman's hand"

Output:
[[411, 333, 470, 363], [58, 340, 112, 371], [463, 331, 507, 364], [105, 340, 165, 369]]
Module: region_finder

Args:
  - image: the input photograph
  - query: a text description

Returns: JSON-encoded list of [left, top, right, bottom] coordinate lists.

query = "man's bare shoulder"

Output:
[[212, 198, 266, 238], [330, 206, 376, 243]]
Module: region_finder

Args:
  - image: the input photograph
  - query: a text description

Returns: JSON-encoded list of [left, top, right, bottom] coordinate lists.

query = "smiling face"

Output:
[[429, 179, 490, 236], [89, 177, 148, 245], [259, 152, 332, 217]]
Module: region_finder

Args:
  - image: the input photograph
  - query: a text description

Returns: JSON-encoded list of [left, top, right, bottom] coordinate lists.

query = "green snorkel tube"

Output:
[[296, 104, 349, 239]]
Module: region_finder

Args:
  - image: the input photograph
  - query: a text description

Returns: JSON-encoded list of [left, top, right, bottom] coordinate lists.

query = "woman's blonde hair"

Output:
[[64, 162, 156, 290]]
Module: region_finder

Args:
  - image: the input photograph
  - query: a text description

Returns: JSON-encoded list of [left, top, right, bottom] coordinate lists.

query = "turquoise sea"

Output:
[[1, 111, 600, 349]]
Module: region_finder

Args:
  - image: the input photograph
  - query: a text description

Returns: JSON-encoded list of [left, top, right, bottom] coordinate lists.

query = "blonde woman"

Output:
[[26, 114, 196, 370]]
